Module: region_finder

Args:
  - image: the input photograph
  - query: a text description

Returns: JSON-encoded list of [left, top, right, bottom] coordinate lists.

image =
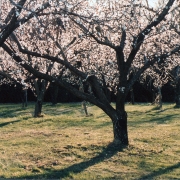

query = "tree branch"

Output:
[[2, 42, 115, 114], [126, 0, 176, 68], [0, 1, 50, 46], [127, 44, 180, 92], [70, 18, 117, 49]]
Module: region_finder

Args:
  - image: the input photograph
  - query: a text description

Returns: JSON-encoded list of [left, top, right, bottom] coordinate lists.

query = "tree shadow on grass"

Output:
[[0, 107, 26, 119], [148, 114, 175, 124], [21, 142, 125, 179], [0, 120, 21, 128], [129, 114, 176, 126], [139, 162, 180, 180]]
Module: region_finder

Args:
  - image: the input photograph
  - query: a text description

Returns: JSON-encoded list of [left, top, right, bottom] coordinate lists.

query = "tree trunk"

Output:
[[175, 79, 180, 107], [112, 111, 128, 145], [102, 74, 111, 103], [154, 87, 162, 109], [114, 92, 128, 146], [79, 82, 89, 116], [50, 82, 59, 105], [82, 100, 88, 116], [130, 88, 135, 105], [33, 79, 47, 117], [175, 66, 180, 107], [21, 89, 27, 108], [24, 89, 27, 107], [175, 95, 180, 107], [152, 90, 156, 104], [34, 98, 43, 117]]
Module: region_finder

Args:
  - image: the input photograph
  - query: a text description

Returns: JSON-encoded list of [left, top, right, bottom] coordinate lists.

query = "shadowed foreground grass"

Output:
[[0, 102, 179, 179]]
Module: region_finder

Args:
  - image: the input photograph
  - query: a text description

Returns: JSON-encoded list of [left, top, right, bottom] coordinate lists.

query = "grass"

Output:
[[0, 102, 179, 179]]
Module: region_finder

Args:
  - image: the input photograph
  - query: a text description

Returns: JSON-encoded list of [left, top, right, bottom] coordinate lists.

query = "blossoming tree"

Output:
[[1, 0, 180, 146]]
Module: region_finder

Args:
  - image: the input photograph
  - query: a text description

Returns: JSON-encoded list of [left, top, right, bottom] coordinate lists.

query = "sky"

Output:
[[89, 0, 157, 8], [148, 0, 156, 7]]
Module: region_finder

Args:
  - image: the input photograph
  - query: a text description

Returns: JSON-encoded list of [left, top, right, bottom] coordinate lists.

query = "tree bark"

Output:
[[175, 79, 180, 107], [34, 98, 43, 117], [102, 74, 111, 103], [130, 88, 135, 105], [112, 111, 128, 145], [33, 79, 47, 117], [154, 87, 162, 109], [82, 100, 88, 116], [50, 82, 59, 105], [79, 82, 89, 116], [25, 89, 27, 107], [175, 66, 180, 107], [152, 90, 156, 105], [21, 89, 27, 107], [114, 48, 129, 146]]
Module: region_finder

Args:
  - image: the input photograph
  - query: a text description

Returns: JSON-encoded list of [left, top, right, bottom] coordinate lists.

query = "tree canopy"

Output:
[[0, 0, 179, 146]]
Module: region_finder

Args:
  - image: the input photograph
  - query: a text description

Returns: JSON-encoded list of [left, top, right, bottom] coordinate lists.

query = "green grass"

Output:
[[0, 102, 179, 179]]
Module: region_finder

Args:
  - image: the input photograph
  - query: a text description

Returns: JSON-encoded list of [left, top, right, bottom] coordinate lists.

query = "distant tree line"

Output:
[[0, 81, 175, 104]]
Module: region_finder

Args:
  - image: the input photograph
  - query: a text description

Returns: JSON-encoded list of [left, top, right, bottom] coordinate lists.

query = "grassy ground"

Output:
[[0, 102, 179, 179]]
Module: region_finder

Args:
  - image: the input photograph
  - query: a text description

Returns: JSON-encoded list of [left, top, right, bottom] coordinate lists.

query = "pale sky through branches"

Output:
[[89, 0, 157, 7], [148, 0, 156, 7]]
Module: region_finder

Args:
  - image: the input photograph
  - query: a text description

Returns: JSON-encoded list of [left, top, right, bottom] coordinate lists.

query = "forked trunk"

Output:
[[112, 111, 128, 145]]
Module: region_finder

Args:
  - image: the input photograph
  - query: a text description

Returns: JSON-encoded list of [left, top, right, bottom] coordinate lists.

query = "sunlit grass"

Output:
[[0, 102, 179, 179]]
